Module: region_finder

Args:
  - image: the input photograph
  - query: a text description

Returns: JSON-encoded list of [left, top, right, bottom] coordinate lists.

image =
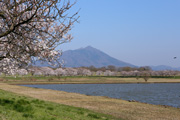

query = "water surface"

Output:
[[22, 83, 180, 108]]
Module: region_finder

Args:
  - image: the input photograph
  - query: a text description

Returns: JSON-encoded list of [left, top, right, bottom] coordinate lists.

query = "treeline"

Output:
[[81, 65, 152, 72], [0, 65, 179, 78]]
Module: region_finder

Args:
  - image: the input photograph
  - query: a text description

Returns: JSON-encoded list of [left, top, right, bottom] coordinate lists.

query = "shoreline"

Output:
[[19, 82, 180, 109], [1, 76, 180, 85], [10, 81, 180, 85], [0, 83, 180, 120]]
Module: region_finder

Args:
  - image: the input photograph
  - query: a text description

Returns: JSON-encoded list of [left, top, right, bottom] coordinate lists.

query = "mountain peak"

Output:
[[60, 46, 135, 68], [85, 46, 94, 49], [85, 45, 92, 48], [83, 46, 99, 52], [76, 46, 93, 50], [78, 46, 95, 50]]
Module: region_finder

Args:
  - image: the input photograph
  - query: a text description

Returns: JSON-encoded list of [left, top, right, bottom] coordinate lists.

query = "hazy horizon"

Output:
[[60, 0, 180, 68], [61, 45, 180, 68]]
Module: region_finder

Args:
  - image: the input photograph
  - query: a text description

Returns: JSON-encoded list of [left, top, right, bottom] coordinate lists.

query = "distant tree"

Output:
[[55, 68, 66, 76], [117, 67, 123, 72], [0, 0, 79, 74], [98, 67, 106, 72], [134, 70, 140, 80], [142, 72, 150, 82], [88, 65, 97, 72], [16, 69, 28, 76], [107, 65, 116, 71], [170, 70, 178, 78], [122, 67, 132, 72], [65, 68, 78, 76], [104, 70, 116, 76], [96, 70, 103, 76], [40, 67, 56, 76], [138, 66, 151, 71], [77, 68, 92, 76]]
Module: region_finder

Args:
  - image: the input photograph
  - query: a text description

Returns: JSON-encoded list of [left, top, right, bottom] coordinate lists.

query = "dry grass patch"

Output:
[[2, 76, 180, 85]]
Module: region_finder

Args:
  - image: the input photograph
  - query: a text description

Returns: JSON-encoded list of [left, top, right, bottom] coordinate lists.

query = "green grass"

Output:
[[1, 75, 180, 85], [1, 75, 180, 81], [0, 89, 119, 120]]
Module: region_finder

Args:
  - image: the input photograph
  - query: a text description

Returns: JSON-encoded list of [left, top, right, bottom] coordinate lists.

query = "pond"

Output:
[[21, 83, 180, 108]]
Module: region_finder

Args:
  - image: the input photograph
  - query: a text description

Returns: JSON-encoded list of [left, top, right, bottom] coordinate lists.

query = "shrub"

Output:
[[22, 113, 34, 118], [47, 107, 54, 111], [87, 113, 100, 119], [0, 99, 14, 106], [17, 99, 30, 105]]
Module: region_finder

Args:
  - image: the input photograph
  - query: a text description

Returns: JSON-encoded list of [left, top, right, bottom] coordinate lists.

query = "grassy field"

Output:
[[0, 88, 118, 120], [0, 83, 180, 120], [1, 76, 180, 84]]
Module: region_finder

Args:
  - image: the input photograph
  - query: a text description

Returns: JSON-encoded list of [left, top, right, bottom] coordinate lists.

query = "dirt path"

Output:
[[0, 83, 180, 120]]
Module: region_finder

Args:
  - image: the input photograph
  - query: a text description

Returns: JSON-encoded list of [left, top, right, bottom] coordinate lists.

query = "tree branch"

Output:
[[0, 56, 6, 61], [0, 8, 38, 38]]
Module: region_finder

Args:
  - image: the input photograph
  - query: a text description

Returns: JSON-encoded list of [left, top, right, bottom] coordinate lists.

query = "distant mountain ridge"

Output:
[[60, 46, 135, 68], [33, 46, 180, 71], [150, 65, 180, 71]]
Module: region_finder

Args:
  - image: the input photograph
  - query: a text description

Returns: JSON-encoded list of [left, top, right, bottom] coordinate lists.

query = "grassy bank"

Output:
[[1, 76, 180, 84], [0, 89, 117, 120], [0, 83, 180, 120]]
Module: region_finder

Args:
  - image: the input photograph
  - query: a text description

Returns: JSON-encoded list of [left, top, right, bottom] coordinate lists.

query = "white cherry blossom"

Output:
[[0, 0, 79, 74]]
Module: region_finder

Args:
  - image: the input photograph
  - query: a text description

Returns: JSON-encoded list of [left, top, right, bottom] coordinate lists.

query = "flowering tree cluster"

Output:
[[0, 65, 179, 78], [27, 67, 93, 76], [0, 0, 79, 74]]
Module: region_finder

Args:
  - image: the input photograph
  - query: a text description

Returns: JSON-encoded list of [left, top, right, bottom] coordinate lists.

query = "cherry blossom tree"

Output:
[[55, 68, 66, 76], [0, 0, 79, 74]]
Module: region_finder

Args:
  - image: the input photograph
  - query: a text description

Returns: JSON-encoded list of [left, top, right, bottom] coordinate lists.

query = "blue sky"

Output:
[[60, 0, 180, 67]]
